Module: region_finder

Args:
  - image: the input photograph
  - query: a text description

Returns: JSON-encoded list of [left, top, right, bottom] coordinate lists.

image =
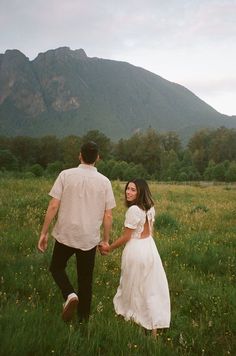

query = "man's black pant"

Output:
[[49, 240, 97, 321]]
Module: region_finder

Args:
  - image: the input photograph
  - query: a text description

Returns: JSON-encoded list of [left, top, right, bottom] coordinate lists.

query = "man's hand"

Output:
[[38, 233, 48, 253], [98, 241, 110, 255]]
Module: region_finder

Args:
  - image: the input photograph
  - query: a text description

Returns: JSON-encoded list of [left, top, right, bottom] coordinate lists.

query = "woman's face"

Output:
[[126, 182, 138, 202]]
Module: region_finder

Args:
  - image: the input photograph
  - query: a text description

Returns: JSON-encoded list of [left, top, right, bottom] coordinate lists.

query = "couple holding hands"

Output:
[[38, 141, 170, 337]]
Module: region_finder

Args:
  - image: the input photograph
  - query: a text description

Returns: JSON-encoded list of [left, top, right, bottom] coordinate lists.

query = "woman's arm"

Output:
[[109, 227, 134, 252]]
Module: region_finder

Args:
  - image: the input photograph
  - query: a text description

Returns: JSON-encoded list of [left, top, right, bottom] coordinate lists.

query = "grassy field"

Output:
[[0, 178, 235, 356]]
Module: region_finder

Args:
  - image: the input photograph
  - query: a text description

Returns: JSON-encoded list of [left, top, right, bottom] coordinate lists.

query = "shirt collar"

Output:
[[78, 163, 97, 171]]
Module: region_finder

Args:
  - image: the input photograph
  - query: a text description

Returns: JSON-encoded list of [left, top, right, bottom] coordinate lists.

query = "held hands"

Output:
[[98, 241, 111, 256]]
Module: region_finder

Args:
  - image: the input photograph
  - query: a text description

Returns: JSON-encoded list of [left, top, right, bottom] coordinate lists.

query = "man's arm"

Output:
[[101, 209, 113, 245], [37, 197, 60, 252]]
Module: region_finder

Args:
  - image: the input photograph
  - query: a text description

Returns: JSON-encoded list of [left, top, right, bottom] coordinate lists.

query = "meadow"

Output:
[[0, 178, 235, 356]]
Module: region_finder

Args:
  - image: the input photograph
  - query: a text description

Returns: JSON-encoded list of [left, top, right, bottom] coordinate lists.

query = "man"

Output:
[[38, 141, 116, 322]]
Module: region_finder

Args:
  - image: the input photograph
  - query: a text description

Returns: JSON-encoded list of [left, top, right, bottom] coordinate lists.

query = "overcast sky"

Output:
[[1, 0, 236, 116]]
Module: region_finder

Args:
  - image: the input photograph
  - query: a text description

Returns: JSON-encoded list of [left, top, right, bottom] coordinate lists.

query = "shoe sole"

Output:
[[62, 298, 79, 322]]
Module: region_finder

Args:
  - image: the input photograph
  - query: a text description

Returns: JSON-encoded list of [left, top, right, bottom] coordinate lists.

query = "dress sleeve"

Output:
[[147, 206, 155, 224], [124, 206, 141, 229]]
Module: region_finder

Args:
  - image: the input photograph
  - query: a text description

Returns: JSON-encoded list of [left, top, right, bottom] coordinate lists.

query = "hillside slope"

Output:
[[0, 47, 235, 140]]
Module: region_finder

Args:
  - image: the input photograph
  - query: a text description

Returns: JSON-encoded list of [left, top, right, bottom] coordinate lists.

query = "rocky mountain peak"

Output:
[[1, 49, 29, 67], [33, 47, 88, 65]]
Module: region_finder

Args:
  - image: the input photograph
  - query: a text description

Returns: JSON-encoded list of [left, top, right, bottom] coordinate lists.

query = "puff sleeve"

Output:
[[147, 206, 155, 224], [124, 205, 141, 229]]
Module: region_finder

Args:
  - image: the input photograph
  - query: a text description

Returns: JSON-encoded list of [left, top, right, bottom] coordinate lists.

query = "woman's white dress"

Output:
[[113, 205, 171, 330]]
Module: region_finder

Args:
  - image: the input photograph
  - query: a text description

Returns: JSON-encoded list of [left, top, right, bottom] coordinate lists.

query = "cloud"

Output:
[[2, 0, 236, 57], [1, 0, 236, 114], [183, 77, 236, 95]]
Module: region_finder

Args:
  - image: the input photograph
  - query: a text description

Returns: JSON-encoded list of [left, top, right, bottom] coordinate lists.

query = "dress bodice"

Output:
[[124, 205, 155, 239]]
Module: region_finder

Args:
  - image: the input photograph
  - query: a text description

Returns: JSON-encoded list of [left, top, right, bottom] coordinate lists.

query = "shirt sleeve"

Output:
[[49, 172, 64, 200], [124, 206, 141, 229]]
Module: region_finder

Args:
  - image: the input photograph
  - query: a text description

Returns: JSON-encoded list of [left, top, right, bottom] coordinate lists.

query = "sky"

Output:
[[1, 0, 236, 116]]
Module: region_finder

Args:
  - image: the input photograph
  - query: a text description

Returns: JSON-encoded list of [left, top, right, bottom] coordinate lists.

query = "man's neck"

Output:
[[80, 161, 95, 167]]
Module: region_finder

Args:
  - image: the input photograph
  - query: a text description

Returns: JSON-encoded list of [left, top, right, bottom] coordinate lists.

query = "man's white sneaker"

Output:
[[62, 293, 79, 322]]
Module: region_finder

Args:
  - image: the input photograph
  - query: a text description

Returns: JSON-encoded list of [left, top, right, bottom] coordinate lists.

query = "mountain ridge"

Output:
[[0, 47, 235, 141]]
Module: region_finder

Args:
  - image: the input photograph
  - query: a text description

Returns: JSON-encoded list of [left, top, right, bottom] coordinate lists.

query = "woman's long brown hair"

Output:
[[125, 178, 154, 211]]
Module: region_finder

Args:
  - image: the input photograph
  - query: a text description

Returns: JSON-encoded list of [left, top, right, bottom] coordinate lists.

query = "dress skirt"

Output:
[[113, 236, 171, 330]]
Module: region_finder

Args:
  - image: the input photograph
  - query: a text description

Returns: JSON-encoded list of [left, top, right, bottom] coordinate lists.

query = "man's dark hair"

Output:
[[81, 141, 99, 164]]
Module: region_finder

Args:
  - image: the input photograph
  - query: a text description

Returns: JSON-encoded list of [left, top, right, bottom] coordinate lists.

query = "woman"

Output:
[[100, 179, 171, 336]]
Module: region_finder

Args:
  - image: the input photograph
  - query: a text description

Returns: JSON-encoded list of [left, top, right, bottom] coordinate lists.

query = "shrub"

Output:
[[22, 171, 35, 179], [212, 162, 226, 181], [46, 161, 64, 176], [154, 212, 179, 232], [178, 172, 188, 181], [190, 205, 209, 214], [0, 149, 18, 170], [29, 164, 44, 177], [225, 161, 236, 182]]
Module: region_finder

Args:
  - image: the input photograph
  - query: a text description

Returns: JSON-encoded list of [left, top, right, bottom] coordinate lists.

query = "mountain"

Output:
[[0, 46, 235, 141]]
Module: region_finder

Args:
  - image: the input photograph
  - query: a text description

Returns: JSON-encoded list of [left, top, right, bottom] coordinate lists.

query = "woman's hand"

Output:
[[98, 241, 110, 255]]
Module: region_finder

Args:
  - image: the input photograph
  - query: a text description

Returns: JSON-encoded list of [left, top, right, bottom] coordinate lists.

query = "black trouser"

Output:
[[49, 240, 97, 321]]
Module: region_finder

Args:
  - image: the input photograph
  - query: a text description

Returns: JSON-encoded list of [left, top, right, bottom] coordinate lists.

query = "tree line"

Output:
[[0, 127, 236, 181]]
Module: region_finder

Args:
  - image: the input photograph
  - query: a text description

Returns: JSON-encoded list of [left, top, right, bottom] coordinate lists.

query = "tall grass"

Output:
[[0, 178, 235, 355]]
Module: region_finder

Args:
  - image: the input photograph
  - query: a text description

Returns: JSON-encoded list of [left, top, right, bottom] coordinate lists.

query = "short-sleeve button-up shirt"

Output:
[[49, 164, 116, 250]]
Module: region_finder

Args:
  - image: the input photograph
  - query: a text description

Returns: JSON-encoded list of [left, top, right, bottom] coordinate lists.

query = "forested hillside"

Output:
[[1, 127, 236, 181]]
